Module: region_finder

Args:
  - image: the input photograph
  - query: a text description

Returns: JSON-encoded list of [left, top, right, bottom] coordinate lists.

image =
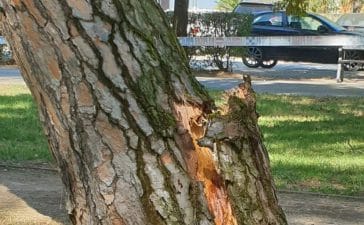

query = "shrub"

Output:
[[167, 12, 253, 71]]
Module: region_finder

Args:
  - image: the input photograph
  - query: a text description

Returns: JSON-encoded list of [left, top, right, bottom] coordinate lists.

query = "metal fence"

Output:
[[179, 35, 364, 48]]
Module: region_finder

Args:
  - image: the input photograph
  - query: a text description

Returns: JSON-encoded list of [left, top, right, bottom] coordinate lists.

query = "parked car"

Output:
[[336, 13, 364, 33], [233, 5, 364, 70]]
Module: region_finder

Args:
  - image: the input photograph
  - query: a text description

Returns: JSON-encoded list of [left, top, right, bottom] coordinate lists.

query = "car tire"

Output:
[[343, 50, 360, 71], [260, 59, 278, 68], [242, 47, 262, 68]]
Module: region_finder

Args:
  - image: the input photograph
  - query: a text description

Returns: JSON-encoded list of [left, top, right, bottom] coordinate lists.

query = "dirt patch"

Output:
[[0, 165, 364, 225], [280, 191, 364, 225], [297, 178, 322, 189]]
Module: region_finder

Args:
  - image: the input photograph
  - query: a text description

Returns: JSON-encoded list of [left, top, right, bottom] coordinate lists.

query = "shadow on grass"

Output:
[[0, 94, 50, 161], [272, 160, 364, 196], [260, 119, 364, 156], [257, 95, 364, 155], [255, 94, 364, 195]]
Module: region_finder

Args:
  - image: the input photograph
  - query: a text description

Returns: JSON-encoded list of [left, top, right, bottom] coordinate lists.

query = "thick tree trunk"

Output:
[[0, 1, 287, 225], [174, 0, 189, 36]]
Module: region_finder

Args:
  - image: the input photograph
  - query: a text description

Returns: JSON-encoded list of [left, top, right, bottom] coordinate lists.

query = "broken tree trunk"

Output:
[[0, 0, 287, 224]]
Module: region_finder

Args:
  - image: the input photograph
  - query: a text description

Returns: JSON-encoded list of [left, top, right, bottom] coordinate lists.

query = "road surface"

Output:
[[198, 77, 364, 97], [1, 63, 364, 97], [197, 61, 364, 97]]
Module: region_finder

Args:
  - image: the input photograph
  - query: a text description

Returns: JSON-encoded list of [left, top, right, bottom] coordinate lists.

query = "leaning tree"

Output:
[[0, 1, 287, 224]]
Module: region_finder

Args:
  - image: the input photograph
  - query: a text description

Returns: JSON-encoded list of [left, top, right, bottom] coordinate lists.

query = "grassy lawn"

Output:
[[210, 91, 364, 196], [258, 95, 364, 196], [1, 84, 363, 195], [0, 84, 51, 162]]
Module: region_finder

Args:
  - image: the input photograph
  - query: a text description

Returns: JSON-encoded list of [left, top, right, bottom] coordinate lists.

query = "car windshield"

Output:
[[288, 15, 324, 31], [315, 14, 346, 31]]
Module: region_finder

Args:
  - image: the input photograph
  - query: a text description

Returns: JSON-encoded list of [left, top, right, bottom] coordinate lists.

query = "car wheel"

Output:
[[242, 47, 262, 68], [260, 59, 278, 68], [343, 50, 360, 71]]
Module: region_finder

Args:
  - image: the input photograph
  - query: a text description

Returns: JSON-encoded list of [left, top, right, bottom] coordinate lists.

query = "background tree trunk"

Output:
[[174, 0, 189, 36], [0, 0, 287, 224], [352, 0, 363, 12]]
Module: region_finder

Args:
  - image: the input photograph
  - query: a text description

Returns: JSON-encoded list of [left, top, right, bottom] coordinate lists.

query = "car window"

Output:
[[288, 15, 325, 31], [315, 14, 345, 31], [234, 3, 273, 14], [253, 13, 283, 26]]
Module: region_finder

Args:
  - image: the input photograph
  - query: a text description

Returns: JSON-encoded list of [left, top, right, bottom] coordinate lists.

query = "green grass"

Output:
[[210, 91, 364, 196], [258, 95, 364, 196], [1, 85, 363, 195], [0, 84, 51, 162]]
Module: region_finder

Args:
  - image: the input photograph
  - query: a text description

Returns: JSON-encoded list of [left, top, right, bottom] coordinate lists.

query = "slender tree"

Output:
[[174, 0, 189, 36], [0, 0, 287, 224]]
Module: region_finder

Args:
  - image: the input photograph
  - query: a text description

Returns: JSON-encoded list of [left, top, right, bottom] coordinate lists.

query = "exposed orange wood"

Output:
[[173, 103, 237, 225]]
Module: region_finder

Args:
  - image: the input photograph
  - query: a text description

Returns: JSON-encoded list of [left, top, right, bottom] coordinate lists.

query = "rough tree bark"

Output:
[[0, 0, 287, 225], [173, 0, 189, 36]]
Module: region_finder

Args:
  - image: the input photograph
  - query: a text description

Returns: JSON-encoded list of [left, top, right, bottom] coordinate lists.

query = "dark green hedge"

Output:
[[167, 12, 253, 71]]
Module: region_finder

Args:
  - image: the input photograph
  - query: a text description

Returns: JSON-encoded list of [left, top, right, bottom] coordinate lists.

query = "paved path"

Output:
[[0, 66, 24, 84], [192, 60, 364, 97], [280, 191, 364, 225], [197, 61, 364, 97], [3, 63, 363, 97], [1, 166, 363, 225], [198, 77, 364, 97]]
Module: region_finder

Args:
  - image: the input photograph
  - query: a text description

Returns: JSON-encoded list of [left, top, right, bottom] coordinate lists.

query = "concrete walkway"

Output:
[[0, 166, 363, 225], [197, 77, 364, 97], [1, 64, 364, 97]]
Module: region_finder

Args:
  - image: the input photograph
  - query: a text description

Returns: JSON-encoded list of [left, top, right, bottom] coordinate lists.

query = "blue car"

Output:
[[235, 9, 364, 70]]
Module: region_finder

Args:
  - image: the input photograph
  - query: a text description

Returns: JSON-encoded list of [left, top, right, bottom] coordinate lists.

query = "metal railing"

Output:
[[179, 35, 364, 47]]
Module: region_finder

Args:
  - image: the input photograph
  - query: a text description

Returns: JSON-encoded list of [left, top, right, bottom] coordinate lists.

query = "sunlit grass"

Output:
[[0, 84, 51, 162], [210, 91, 364, 196], [1, 85, 363, 195]]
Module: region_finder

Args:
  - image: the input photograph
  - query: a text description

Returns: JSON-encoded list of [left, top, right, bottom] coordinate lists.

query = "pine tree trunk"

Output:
[[0, 1, 287, 224]]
